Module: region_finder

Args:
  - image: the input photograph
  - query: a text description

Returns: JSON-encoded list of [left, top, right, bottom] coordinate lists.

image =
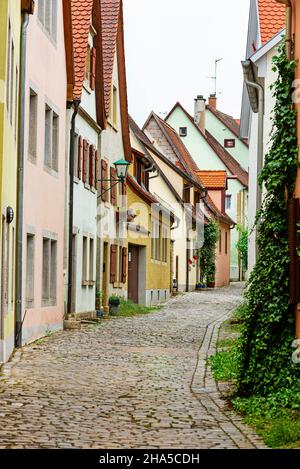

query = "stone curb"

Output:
[[191, 310, 268, 449]]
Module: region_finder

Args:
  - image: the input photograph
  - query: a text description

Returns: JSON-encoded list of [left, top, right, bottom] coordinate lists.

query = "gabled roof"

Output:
[[166, 102, 248, 188], [131, 115, 233, 226], [101, 0, 121, 117], [71, 0, 94, 100], [101, 0, 132, 161], [143, 112, 200, 183], [258, 0, 285, 45], [206, 105, 248, 147], [197, 171, 227, 190]]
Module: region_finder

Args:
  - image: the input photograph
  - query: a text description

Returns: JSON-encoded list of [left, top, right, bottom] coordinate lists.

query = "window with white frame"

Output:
[[225, 194, 232, 210], [162, 226, 168, 263], [29, 89, 38, 160], [42, 237, 57, 306], [38, 0, 58, 41], [44, 104, 59, 172], [82, 236, 88, 284], [26, 234, 35, 307]]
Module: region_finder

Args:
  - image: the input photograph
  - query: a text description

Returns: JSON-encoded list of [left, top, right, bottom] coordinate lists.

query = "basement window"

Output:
[[179, 127, 187, 137]]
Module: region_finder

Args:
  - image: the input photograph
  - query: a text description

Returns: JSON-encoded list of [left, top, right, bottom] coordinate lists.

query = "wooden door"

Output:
[[128, 245, 139, 304], [102, 242, 108, 307]]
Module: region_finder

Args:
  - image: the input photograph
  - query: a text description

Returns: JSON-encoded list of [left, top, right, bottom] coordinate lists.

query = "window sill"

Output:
[[107, 119, 118, 132], [28, 154, 37, 165], [84, 183, 91, 191], [82, 280, 89, 287], [44, 165, 58, 178], [42, 299, 57, 307], [73, 176, 80, 184], [88, 280, 96, 287], [26, 301, 34, 309], [83, 82, 92, 94]]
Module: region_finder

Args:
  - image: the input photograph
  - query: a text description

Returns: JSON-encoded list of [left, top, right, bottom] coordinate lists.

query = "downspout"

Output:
[[15, 13, 30, 348], [67, 100, 80, 318], [243, 76, 264, 259]]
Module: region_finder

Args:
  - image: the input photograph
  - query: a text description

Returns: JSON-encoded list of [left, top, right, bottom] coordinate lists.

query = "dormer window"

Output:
[[179, 127, 187, 137], [84, 45, 96, 90], [224, 138, 235, 148], [111, 85, 118, 127], [84, 46, 91, 84]]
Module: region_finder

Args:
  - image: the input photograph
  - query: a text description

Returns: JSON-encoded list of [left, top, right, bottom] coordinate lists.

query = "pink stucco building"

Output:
[[21, 0, 73, 344]]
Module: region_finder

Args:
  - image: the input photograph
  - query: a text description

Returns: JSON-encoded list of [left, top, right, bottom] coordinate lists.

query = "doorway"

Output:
[[102, 242, 109, 307], [128, 244, 139, 304]]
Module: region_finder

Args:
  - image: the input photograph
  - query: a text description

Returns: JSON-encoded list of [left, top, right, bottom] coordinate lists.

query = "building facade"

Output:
[[21, 0, 73, 344], [165, 100, 248, 281], [0, 0, 21, 363]]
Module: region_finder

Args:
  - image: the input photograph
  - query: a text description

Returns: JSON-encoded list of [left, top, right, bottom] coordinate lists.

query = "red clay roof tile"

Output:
[[71, 0, 94, 100], [197, 171, 227, 189], [101, 0, 121, 117], [258, 0, 286, 45]]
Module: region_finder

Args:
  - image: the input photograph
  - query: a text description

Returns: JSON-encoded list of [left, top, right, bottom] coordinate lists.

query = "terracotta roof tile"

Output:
[[197, 170, 227, 189], [101, 0, 121, 117], [71, 0, 94, 100], [258, 0, 286, 45]]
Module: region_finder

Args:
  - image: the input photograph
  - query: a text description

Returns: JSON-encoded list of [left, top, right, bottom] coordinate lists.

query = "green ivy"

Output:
[[237, 43, 300, 396], [236, 224, 248, 271], [199, 219, 219, 284]]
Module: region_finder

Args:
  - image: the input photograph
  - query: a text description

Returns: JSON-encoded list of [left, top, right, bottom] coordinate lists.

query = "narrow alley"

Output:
[[0, 285, 264, 449]]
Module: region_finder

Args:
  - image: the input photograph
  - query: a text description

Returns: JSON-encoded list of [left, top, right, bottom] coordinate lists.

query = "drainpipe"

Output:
[[15, 13, 30, 348], [277, 0, 292, 59], [67, 100, 80, 318], [242, 62, 264, 259]]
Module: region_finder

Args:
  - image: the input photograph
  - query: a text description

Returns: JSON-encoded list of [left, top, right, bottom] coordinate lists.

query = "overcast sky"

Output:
[[123, 0, 250, 126]]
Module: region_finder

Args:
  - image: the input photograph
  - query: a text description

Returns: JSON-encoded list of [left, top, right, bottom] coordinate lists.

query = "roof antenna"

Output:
[[209, 58, 223, 96]]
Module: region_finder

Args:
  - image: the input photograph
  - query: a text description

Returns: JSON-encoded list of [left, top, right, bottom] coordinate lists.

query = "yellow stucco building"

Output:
[[126, 147, 173, 306], [0, 0, 21, 363]]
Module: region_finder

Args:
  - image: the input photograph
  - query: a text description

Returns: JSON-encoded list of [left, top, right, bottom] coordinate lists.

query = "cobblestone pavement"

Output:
[[0, 284, 265, 449]]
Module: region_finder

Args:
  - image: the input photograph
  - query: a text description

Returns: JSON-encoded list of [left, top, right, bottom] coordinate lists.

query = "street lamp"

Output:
[[114, 159, 130, 182], [98, 158, 131, 199]]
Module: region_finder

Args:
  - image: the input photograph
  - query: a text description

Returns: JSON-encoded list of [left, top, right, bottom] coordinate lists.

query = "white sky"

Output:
[[123, 0, 250, 126]]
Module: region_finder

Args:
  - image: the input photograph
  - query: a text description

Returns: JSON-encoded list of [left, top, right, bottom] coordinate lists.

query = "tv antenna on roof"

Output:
[[209, 58, 223, 96]]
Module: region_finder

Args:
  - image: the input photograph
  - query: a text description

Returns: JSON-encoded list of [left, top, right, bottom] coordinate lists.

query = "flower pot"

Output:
[[207, 281, 215, 288], [110, 304, 120, 316]]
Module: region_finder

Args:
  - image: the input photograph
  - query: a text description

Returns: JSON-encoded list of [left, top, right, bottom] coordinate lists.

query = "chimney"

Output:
[[208, 93, 217, 110], [194, 95, 206, 133]]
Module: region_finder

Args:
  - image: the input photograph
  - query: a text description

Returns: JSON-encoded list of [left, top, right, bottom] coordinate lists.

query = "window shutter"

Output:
[[95, 150, 99, 189], [101, 159, 107, 202], [78, 136, 83, 179], [110, 167, 117, 206], [90, 47, 96, 90], [83, 139, 87, 183], [122, 247, 127, 283], [89, 145, 94, 187], [288, 198, 300, 304], [110, 244, 117, 283]]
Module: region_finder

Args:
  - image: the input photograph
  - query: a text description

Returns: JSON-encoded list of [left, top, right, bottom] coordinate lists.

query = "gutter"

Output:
[[15, 12, 30, 348], [242, 60, 264, 258], [67, 100, 80, 317]]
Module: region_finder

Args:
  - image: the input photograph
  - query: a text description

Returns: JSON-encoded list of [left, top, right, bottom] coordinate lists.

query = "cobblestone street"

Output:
[[0, 284, 265, 449]]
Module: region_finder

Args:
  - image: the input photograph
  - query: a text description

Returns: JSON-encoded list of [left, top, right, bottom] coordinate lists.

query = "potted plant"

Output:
[[108, 295, 121, 315], [195, 282, 206, 290]]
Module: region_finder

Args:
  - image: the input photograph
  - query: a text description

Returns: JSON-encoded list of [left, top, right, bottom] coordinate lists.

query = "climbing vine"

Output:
[[199, 219, 219, 285], [238, 43, 300, 396], [236, 224, 248, 271]]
